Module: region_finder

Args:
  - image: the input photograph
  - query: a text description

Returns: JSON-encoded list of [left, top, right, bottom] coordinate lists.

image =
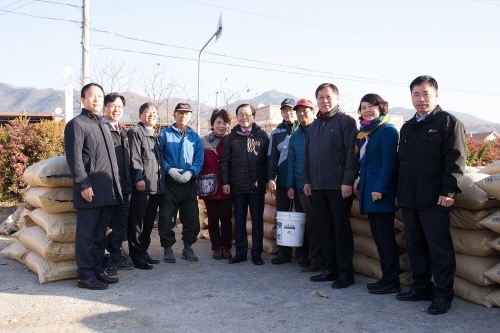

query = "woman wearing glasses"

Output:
[[220, 104, 270, 265]]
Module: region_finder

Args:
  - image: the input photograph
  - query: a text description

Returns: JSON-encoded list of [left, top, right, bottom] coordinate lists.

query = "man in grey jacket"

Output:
[[303, 83, 359, 289], [127, 102, 166, 270], [64, 83, 122, 290]]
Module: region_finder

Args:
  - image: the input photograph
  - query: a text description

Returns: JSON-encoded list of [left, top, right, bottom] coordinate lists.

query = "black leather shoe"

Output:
[[310, 270, 339, 282], [252, 256, 264, 265], [427, 298, 452, 315], [331, 275, 355, 289], [144, 255, 160, 265], [367, 280, 383, 289], [229, 255, 247, 264], [271, 254, 291, 265], [96, 273, 119, 284], [396, 289, 433, 301], [103, 265, 117, 276], [113, 260, 134, 270], [369, 283, 401, 294], [77, 277, 108, 290], [134, 259, 154, 270]]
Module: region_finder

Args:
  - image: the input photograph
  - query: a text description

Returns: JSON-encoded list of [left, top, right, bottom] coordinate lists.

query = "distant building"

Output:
[[0, 113, 65, 126], [467, 131, 500, 141]]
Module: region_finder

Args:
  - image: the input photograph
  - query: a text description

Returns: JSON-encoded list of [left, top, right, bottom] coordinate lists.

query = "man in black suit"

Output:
[[64, 83, 122, 290], [101, 93, 134, 275], [396, 75, 466, 315]]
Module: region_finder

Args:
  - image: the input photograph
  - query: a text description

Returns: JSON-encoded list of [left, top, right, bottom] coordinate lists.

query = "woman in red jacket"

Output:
[[200, 109, 233, 259]]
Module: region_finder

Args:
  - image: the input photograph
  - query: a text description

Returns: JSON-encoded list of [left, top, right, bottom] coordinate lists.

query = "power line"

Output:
[[472, 0, 500, 6], [33, 0, 80, 9], [0, 0, 34, 16], [0, 8, 79, 23], [0, 0, 24, 10]]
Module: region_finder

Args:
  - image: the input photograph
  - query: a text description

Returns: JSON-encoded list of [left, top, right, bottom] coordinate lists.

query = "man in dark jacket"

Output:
[[127, 102, 166, 270], [395, 75, 466, 315], [220, 104, 269, 265], [102, 93, 134, 275], [303, 83, 359, 289], [267, 98, 309, 266], [64, 83, 122, 290], [287, 99, 323, 272]]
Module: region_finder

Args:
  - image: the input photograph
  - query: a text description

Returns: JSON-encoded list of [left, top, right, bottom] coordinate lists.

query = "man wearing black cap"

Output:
[[158, 103, 204, 263], [267, 98, 307, 266]]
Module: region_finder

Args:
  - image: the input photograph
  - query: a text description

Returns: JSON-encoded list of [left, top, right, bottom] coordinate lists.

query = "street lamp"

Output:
[[197, 15, 222, 134]]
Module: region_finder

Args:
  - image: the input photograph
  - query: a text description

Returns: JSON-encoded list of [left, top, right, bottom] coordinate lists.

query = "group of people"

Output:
[[64, 74, 466, 316]]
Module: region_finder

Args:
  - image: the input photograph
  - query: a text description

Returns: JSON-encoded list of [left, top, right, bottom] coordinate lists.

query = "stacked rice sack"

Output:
[[1, 156, 78, 283], [197, 199, 210, 240], [246, 190, 278, 254], [352, 169, 500, 308]]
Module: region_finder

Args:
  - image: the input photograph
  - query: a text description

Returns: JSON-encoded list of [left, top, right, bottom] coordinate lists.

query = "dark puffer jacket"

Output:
[[220, 123, 269, 195]]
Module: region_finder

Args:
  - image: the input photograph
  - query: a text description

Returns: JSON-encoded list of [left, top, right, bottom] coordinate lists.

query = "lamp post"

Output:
[[197, 15, 222, 134]]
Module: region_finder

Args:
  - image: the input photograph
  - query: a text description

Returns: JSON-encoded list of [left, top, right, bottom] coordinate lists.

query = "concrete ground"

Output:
[[0, 229, 498, 333]]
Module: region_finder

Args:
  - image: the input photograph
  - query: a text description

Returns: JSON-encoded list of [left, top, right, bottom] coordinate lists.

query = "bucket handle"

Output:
[[289, 199, 293, 218]]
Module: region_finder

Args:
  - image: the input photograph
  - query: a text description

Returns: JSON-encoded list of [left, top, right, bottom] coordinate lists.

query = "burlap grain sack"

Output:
[[488, 237, 500, 252], [450, 207, 496, 229], [450, 227, 500, 257], [454, 173, 500, 210], [455, 252, 499, 286], [0, 203, 29, 234], [245, 220, 276, 240], [264, 191, 276, 205], [198, 203, 207, 218], [476, 173, 500, 201], [246, 236, 279, 254], [395, 231, 406, 249], [350, 198, 368, 219], [465, 166, 480, 173], [353, 253, 382, 279], [24, 187, 75, 213], [399, 271, 414, 287], [479, 160, 500, 175], [353, 177, 360, 197], [350, 217, 372, 237], [394, 208, 404, 222], [478, 211, 500, 234], [0, 241, 30, 263], [483, 262, 500, 284], [23, 156, 72, 188], [394, 219, 404, 232], [201, 229, 210, 240], [24, 251, 77, 284], [263, 204, 277, 223], [353, 233, 379, 260], [29, 209, 77, 242], [13, 225, 76, 261], [484, 289, 500, 307], [453, 276, 498, 308], [399, 252, 412, 271]]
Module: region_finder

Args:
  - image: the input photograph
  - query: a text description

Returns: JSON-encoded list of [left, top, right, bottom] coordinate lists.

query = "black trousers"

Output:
[[233, 193, 265, 257], [106, 195, 130, 262], [311, 190, 354, 277], [127, 192, 161, 263], [368, 212, 399, 285], [76, 206, 114, 280], [204, 198, 233, 249], [402, 208, 455, 301], [275, 188, 309, 260], [298, 192, 323, 264], [158, 179, 200, 248]]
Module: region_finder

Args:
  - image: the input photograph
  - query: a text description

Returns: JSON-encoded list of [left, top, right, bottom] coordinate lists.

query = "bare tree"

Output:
[[91, 59, 139, 94], [139, 64, 180, 125]]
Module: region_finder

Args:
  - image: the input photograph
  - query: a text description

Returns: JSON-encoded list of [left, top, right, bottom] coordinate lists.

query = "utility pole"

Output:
[[82, 0, 90, 86]]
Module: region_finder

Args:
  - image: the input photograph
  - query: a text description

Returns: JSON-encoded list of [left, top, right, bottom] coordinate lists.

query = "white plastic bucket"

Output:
[[276, 211, 306, 247]]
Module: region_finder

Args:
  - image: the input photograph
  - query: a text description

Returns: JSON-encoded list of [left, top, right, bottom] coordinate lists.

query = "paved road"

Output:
[[0, 230, 498, 333]]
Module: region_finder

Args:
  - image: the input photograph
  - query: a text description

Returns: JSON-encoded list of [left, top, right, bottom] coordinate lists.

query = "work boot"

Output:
[[163, 247, 176, 263], [181, 246, 199, 261]]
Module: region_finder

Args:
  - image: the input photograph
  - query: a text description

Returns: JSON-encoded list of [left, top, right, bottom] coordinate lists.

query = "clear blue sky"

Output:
[[1, 0, 499, 123]]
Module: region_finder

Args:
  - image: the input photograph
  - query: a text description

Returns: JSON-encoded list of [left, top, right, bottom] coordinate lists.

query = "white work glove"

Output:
[[179, 171, 193, 183], [168, 168, 184, 182]]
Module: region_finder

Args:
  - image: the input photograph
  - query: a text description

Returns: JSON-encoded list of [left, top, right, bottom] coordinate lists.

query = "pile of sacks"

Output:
[[0, 203, 31, 235], [196, 190, 279, 254], [0, 156, 78, 284], [350, 161, 500, 308]]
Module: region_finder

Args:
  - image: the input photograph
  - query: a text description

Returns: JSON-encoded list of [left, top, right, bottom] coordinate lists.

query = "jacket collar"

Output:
[[233, 122, 261, 136], [138, 122, 155, 137], [278, 120, 300, 134], [317, 104, 340, 120], [172, 123, 192, 135], [406, 105, 443, 124]]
